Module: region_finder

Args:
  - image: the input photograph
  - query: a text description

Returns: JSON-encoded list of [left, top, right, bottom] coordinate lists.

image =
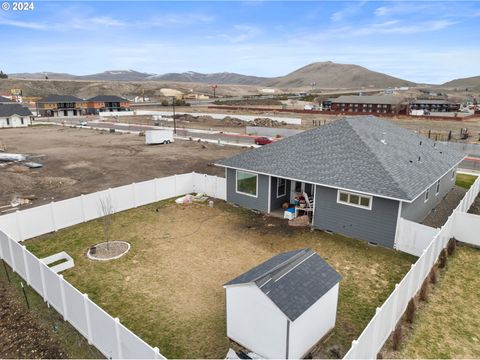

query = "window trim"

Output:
[[235, 170, 258, 198], [435, 180, 440, 195], [277, 178, 286, 198], [337, 190, 373, 210], [424, 189, 429, 203]]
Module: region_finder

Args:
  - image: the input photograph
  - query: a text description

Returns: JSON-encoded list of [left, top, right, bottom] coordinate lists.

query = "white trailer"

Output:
[[145, 129, 174, 145]]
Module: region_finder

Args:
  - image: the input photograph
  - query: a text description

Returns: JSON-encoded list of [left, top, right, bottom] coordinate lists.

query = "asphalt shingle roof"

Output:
[[216, 116, 465, 201], [411, 99, 452, 105], [0, 96, 14, 103], [87, 95, 128, 102], [225, 249, 341, 321], [0, 103, 33, 117], [329, 95, 401, 105], [37, 95, 84, 103]]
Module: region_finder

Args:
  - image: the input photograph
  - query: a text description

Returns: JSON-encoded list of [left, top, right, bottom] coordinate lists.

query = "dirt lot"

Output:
[[25, 200, 415, 359], [0, 126, 246, 207]]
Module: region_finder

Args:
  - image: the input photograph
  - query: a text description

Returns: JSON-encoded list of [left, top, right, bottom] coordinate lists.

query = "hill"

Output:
[[441, 75, 480, 90], [265, 61, 416, 89], [148, 71, 268, 85], [10, 70, 154, 82]]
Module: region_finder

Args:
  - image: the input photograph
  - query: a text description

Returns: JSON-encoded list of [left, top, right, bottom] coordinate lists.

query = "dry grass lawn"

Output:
[[399, 246, 480, 358], [25, 200, 414, 359]]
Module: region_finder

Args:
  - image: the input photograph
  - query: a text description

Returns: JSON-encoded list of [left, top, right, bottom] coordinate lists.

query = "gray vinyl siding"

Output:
[[270, 177, 291, 211], [401, 168, 456, 223], [313, 185, 399, 248], [226, 168, 269, 212]]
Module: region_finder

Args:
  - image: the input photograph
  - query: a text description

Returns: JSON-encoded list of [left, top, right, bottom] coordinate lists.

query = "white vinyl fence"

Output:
[[344, 175, 480, 359], [395, 219, 440, 256], [0, 172, 226, 359]]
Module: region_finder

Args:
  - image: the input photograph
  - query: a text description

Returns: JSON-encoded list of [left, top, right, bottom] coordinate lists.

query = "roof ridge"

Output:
[[344, 119, 410, 199]]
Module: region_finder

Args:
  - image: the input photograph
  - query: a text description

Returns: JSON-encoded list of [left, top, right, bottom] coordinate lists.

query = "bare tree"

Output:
[[99, 196, 115, 250]]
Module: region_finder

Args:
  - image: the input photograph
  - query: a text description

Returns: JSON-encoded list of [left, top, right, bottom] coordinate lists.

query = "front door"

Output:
[[290, 181, 306, 202]]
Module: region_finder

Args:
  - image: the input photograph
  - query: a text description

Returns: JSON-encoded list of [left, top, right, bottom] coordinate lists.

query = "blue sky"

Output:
[[0, 1, 479, 83]]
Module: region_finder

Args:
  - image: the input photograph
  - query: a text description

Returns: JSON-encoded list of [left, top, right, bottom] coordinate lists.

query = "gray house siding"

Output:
[[313, 185, 399, 248], [401, 168, 456, 223], [270, 177, 291, 211], [226, 168, 269, 212]]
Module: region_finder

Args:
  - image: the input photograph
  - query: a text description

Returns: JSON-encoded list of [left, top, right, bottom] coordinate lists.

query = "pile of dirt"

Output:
[[37, 177, 77, 187], [251, 117, 286, 127], [0, 281, 65, 358]]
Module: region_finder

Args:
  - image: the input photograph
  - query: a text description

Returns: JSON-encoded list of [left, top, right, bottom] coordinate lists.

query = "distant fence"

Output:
[[0, 172, 226, 359], [344, 176, 480, 359]]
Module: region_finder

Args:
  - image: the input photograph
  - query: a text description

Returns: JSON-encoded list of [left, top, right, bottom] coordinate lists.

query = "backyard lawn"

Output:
[[25, 200, 415, 359], [399, 246, 480, 358], [455, 173, 477, 189]]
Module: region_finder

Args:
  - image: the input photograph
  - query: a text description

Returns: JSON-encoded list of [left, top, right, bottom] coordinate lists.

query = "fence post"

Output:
[[390, 283, 400, 331], [192, 171, 196, 194], [59, 274, 68, 321], [154, 178, 159, 201], [153, 347, 162, 359], [22, 245, 30, 285], [7, 235, 16, 272], [132, 184, 137, 208], [50, 202, 57, 232], [83, 294, 93, 345], [81, 194, 87, 222], [15, 210, 23, 242], [406, 263, 416, 302], [371, 306, 382, 358], [39, 263, 48, 304], [174, 174, 177, 195], [114, 317, 123, 359]]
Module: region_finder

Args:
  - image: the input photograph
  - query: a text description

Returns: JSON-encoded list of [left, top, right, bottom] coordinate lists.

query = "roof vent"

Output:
[[380, 139, 387, 145], [409, 160, 413, 163], [418, 156, 421, 162], [419, 141, 422, 146]]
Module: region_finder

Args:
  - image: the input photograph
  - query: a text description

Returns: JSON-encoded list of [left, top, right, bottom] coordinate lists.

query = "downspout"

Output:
[[393, 201, 403, 249], [268, 176, 272, 213], [285, 319, 290, 359]]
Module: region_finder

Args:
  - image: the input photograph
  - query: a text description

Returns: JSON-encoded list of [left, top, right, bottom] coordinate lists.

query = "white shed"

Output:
[[0, 102, 33, 128], [224, 248, 341, 359]]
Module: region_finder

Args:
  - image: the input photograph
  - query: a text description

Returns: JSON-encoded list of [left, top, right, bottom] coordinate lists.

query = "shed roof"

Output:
[[37, 95, 84, 103], [216, 116, 465, 202], [0, 103, 33, 117], [329, 95, 401, 105], [225, 248, 341, 321], [87, 95, 128, 102]]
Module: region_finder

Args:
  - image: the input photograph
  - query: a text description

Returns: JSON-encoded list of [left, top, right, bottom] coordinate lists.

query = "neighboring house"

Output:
[[322, 95, 406, 114], [0, 103, 33, 128], [410, 99, 460, 113], [0, 96, 14, 104], [85, 95, 130, 114], [224, 248, 341, 359], [36, 95, 86, 117], [215, 116, 465, 248]]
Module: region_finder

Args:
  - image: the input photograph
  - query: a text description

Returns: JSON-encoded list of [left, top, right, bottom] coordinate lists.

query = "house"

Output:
[[224, 248, 341, 359], [215, 116, 465, 248], [85, 95, 130, 114], [36, 95, 86, 117], [410, 99, 460, 113], [323, 95, 406, 114], [0, 102, 33, 128]]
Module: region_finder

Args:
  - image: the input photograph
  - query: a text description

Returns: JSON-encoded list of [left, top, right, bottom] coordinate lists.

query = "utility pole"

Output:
[[172, 96, 176, 134]]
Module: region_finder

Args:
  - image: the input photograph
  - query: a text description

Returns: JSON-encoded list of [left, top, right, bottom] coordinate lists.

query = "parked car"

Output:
[[78, 121, 88, 126], [254, 137, 273, 145]]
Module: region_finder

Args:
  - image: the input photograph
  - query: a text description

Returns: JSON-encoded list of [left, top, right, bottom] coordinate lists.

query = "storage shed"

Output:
[[224, 248, 341, 359]]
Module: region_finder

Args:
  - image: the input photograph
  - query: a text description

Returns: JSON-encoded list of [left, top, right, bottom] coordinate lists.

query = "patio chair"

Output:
[[295, 192, 314, 218]]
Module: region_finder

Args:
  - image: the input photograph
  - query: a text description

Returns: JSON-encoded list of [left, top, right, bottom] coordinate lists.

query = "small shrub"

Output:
[[406, 299, 416, 324], [430, 267, 439, 284], [419, 279, 429, 301], [438, 249, 448, 269], [392, 325, 403, 351], [447, 238, 456, 256]]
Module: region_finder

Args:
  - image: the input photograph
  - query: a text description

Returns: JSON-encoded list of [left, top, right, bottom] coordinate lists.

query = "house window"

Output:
[[436, 180, 440, 195], [425, 189, 429, 202], [277, 178, 286, 198], [6, 118, 10, 126], [337, 190, 372, 210], [236, 170, 258, 197], [20, 117, 24, 125]]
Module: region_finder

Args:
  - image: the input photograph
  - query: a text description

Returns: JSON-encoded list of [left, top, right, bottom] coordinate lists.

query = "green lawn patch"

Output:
[[456, 173, 477, 189], [25, 200, 415, 359]]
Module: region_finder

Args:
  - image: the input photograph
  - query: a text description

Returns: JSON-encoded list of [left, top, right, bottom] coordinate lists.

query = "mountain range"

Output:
[[7, 62, 479, 89]]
